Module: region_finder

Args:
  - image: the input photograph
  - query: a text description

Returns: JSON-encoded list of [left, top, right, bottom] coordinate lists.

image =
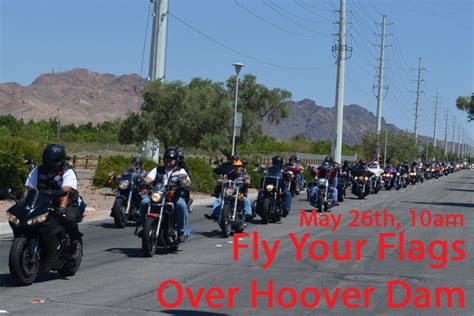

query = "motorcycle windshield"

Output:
[[10, 189, 58, 220], [262, 176, 279, 187]]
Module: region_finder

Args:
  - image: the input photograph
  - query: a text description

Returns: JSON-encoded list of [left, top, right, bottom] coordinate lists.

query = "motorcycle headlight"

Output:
[[364, 177, 369, 181], [151, 191, 162, 202], [318, 178, 327, 186], [396, 172, 400, 176], [354, 176, 358, 180], [118, 179, 129, 189], [7, 212, 19, 225], [225, 188, 235, 196], [265, 184, 274, 191], [27, 213, 48, 226]]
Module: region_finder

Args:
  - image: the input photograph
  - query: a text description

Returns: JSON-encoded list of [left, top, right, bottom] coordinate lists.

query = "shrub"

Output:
[[0, 136, 43, 197], [186, 157, 215, 194]]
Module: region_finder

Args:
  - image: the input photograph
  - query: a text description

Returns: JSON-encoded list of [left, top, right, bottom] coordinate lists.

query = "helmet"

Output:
[[163, 148, 178, 160], [272, 155, 283, 167], [131, 156, 142, 165], [343, 160, 349, 166], [42, 144, 67, 172], [289, 154, 297, 162], [403, 160, 408, 164], [232, 159, 244, 167], [324, 156, 334, 164], [177, 150, 185, 162], [359, 159, 367, 165]]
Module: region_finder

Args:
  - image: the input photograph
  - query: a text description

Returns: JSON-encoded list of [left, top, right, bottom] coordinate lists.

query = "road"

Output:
[[0, 170, 472, 315]]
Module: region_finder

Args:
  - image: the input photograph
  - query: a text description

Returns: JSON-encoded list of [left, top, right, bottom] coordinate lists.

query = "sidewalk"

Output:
[[0, 189, 259, 235]]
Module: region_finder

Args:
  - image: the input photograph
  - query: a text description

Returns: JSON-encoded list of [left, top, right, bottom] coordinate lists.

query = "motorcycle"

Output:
[[383, 166, 397, 190], [312, 164, 337, 212], [368, 162, 384, 194], [110, 171, 145, 228], [351, 166, 372, 199], [216, 178, 247, 237], [256, 167, 288, 224], [6, 189, 84, 285], [409, 167, 417, 185], [289, 166, 303, 196], [140, 179, 192, 257]]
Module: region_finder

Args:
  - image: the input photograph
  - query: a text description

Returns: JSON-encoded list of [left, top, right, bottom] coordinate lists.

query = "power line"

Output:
[[262, 0, 330, 35], [267, 0, 332, 25], [294, 0, 335, 22], [234, 0, 328, 38], [169, 12, 335, 71]]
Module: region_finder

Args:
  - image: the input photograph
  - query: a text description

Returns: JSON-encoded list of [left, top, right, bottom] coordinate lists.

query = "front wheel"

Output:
[[142, 217, 159, 257], [112, 198, 127, 228], [58, 237, 83, 277], [219, 204, 232, 238], [9, 237, 41, 286], [261, 198, 271, 224]]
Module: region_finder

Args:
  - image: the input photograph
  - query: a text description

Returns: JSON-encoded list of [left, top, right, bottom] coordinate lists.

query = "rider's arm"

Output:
[[144, 168, 157, 184], [24, 168, 38, 197], [59, 169, 78, 208]]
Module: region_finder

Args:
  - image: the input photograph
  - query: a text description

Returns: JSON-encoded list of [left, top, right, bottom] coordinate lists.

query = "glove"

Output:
[[56, 207, 67, 218]]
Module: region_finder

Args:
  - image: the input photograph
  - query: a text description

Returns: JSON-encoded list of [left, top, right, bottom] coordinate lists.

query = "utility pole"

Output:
[[451, 116, 456, 154], [375, 16, 387, 136], [145, 0, 169, 161], [149, 0, 169, 81], [443, 108, 448, 159], [383, 127, 388, 167], [457, 125, 462, 156], [375, 15, 387, 160], [331, 0, 349, 164], [433, 93, 438, 148], [413, 57, 424, 145]]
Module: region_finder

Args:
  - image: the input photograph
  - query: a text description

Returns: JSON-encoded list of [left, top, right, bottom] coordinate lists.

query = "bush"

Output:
[[92, 155, 156, 188], [186, 157, 215, 194], [0, 136, 43, 197], [93, 155, 216, 194]]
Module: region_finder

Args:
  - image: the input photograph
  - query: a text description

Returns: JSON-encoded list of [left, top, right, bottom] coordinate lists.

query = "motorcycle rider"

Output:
[[24, 144, 84, 258], [129, 156, 145, 175], [285, 154, 304, 194], [176, 149, 192, 212], [256, 155, 292, 218], [351, 159, 373, 193], [309, 155, 339, 207], [205, 159, 253, 221], [139, 148, 191, 242], [177, 150, 189, 174]]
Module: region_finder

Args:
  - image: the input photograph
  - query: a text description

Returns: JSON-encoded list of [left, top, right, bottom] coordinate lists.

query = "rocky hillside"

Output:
[[0, 68, 144, 124], [263, 99, 399, 146]]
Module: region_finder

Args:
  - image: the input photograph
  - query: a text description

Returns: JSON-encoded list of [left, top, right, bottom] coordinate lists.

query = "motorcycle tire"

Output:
[[142, 217, 159, 257], [323, 201, 329, 213], [112, 198, 127, 228], [358, 189, 364, 200], [261, 198, 271, 225], [160, 220, 179, 253], [219, 204, 232, 238], [9, 237, 41, 286], [58, 237, 83, 277]]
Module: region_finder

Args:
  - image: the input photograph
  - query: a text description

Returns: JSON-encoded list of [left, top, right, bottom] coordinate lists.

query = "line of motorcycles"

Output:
[[305, 161, 466, 214], [4, 158, 469, 286]]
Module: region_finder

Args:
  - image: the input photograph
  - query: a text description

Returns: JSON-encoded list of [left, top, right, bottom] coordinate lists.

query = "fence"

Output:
[[70, 155, 102, 169]]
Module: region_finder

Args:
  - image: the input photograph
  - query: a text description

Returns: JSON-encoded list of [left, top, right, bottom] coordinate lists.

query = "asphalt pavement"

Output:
[[0, 170, 472, 315]]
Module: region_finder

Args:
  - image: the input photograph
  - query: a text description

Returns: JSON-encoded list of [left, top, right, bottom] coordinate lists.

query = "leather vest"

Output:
[[37, 164, 79, 204]]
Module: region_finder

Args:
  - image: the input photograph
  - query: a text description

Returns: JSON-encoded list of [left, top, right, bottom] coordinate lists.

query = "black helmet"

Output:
[[289, 154, 297, 162], [42, 144, 67, 172], [324, 156, 334, 164], [403, 160, 408, 164], [163, 148, 178, 160], [177, 150, 184, 162], [131, 156, 142, 165], [272, 155, 283, 167], [359, 159, 367, 165], [343, 160, 349, 166]]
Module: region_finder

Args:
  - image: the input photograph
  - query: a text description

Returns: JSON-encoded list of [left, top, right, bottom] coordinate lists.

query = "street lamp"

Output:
[[231, 62, 244, 157]]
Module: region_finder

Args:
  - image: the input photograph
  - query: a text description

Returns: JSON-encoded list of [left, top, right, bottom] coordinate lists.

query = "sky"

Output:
[[1, 0, 473, 144]]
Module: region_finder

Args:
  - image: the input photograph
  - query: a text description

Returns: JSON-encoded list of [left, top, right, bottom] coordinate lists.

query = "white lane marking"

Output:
[[0, 310, 9, 313], [32, 299, 46, 303], [227, 241, 233, 244], [382, 195, 388, 197], [238, 238, 243, 241], [216, 244, 222, 247]]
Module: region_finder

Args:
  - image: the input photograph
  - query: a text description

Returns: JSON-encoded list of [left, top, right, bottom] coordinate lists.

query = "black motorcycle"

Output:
[[110, 171, 145, 228], [256, 167, 288, 224], [351, 169, 372, 199], [140, 180, 192, 257], [6, 189, 83, 286]]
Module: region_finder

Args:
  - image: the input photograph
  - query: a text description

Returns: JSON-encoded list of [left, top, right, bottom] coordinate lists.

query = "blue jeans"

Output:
[[212, 197, 252, 216], [140, 196, 189, 234], [295, 173, 303, 191], [256, 189, 292, 213]]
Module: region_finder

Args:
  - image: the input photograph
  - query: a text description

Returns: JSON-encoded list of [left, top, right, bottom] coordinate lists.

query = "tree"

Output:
[[456, 94, 473, 121], [118, 75, 291, 157], [361, 130, 418, 165]]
